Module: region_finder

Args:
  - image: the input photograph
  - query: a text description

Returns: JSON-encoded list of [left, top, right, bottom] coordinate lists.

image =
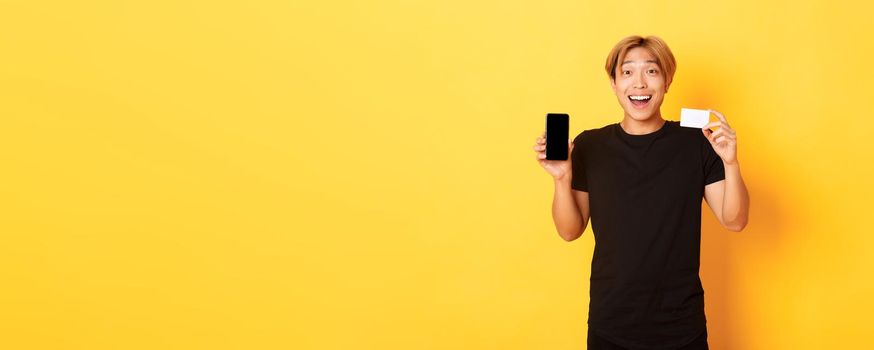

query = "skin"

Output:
[[533, 47, 750, 241], [612, 47, 669, 135]]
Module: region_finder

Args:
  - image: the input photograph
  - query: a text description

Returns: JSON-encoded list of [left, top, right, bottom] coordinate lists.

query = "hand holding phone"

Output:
[[534, 113, 574, 180]]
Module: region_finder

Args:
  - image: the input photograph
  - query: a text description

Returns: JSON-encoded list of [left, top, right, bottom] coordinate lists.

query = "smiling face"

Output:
[[610, 47, 670, 122]]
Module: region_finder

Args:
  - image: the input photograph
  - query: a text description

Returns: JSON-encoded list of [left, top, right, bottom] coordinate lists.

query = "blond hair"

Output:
[[605, 35, 677, 87]]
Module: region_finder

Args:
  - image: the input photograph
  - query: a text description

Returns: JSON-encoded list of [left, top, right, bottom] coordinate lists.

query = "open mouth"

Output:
[[628, 95, 652, 108]]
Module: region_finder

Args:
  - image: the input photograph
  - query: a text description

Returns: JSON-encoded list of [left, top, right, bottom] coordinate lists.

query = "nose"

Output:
[[633, 72, 647, 89]]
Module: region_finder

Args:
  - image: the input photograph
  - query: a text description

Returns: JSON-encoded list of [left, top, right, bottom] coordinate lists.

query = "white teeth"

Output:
[[629, 95, 652, 101]]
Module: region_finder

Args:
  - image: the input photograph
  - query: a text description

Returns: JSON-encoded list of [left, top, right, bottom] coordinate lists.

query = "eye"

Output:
[[648, 69, 658, 74], [622, 70, 631, 76]]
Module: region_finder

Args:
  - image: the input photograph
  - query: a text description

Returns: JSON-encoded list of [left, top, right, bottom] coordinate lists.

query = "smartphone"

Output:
[[545, 113, 569, 160]]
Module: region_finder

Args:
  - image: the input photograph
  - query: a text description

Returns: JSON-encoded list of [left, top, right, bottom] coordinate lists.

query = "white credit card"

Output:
[[680, 108, 710, 128]]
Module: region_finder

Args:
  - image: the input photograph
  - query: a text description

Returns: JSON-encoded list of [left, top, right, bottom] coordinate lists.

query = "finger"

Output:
[[702, 121, 728, 130], [709, 109, 728, 123], [538, 153, 546, 159], [710, 129, 729, 140], [715, 122, 735, 135], [708, 130, 723, 145], [710, 129, 724, 138], [709, 131, 736, 144], [702, 121, 721, 129], [708, 109, 731, 129]]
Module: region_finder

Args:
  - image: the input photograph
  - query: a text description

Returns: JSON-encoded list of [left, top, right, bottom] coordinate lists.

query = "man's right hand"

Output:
[[534, 131, 574, 181]]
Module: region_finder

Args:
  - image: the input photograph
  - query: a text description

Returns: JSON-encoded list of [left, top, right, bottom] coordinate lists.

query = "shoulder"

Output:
[[573, 123, 615, 144], [668, 120, 717, 159], [668, 120, 704, 142]]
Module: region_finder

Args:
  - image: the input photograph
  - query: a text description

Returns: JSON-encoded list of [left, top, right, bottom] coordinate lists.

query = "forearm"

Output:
[[552, 177, 585, 241], [721, 161, 750, 231]]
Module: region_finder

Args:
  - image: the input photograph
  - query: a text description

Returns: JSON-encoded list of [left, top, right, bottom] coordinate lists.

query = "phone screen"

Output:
[[545, 113, 569, 160]]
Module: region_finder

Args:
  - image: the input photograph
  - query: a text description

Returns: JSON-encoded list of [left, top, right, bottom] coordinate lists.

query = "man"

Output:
[[532, 35, 750, 349]]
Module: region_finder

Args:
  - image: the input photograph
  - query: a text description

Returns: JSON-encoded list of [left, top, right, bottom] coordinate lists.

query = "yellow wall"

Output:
[[1, 1, 872, 349]]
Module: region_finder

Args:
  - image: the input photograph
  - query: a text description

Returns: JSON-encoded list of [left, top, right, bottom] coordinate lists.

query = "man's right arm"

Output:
[[552, 177, 590, 242]]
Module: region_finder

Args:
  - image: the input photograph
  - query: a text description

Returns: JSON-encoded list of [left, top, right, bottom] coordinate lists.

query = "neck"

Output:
[[620, 112, 665, 135]]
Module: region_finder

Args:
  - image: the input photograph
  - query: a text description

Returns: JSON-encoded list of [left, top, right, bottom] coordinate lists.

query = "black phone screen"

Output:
[[545, 113, 569, 160]]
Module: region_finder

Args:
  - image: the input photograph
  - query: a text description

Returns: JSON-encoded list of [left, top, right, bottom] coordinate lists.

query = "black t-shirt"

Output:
[[571, 120, 725, 350]]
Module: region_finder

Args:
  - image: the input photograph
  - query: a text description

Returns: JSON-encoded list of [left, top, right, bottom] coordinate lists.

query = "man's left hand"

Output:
[[702, 109, 738, 165]]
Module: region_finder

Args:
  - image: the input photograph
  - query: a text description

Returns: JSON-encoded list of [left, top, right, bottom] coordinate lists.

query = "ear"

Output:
[[610, 77, 616, 90]]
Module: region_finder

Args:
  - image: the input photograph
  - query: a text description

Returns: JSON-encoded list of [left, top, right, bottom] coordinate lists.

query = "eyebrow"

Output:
[[621, 60, 657, 65]]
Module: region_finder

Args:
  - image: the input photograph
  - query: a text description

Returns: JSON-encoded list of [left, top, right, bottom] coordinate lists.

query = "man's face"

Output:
[[610, 47, 669, 121]]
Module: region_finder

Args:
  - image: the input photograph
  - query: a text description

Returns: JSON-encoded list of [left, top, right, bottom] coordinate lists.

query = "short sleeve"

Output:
[[571, 131, 588, 192], [702, 133, 726, 186]]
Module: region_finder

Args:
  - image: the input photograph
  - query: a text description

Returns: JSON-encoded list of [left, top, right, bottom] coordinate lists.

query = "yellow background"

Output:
[[1, 0, 872, 349]]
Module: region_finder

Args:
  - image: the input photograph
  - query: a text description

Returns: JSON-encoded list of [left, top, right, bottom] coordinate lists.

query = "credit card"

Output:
[[680, 108, 710, 128]]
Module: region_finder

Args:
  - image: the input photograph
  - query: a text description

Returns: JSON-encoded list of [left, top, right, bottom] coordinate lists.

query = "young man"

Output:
[[533, 35, 750, 349]]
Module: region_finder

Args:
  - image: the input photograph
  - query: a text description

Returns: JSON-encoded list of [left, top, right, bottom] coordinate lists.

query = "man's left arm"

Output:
[[702, 110, 750, 232]]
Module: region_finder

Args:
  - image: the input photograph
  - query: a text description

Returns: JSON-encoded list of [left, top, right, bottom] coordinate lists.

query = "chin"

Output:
[[625, 108, 657, 121], [623, 101, 663, 121]]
